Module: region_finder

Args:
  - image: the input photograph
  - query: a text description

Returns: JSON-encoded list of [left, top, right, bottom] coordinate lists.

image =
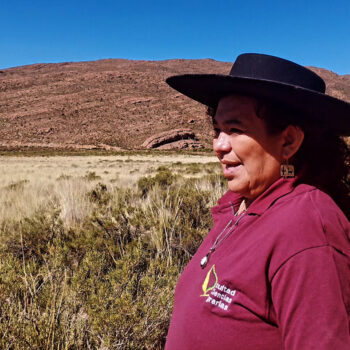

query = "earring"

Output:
[[280, 159, 295, 178]]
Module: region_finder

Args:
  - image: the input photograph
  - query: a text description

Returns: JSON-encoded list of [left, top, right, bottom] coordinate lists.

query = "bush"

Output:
[[87, 183, 112, 206], [205, 173, 227, 187], [83, 171, 102, 181], [5, 179, 29, 191], [185, 163, 201, 174], [137, 168, 176, 197], [56, 174, 72, 181], [0, 173, 223, 349]]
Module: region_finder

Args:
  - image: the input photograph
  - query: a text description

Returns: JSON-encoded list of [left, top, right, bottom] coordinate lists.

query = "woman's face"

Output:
[[213, 95, 285, 199]]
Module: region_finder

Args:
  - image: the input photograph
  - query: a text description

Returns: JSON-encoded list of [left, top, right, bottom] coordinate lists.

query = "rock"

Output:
[[157, 139, 204, 150], [141, 128, 204, 149], [38, 127, 54, 134]]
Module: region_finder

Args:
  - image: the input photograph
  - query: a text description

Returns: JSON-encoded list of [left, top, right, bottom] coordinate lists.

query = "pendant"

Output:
[[200, 254, 210, 269]]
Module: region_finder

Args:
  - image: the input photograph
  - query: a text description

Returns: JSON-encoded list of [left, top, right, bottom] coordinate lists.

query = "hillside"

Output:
[[0, 59, 349, 150]]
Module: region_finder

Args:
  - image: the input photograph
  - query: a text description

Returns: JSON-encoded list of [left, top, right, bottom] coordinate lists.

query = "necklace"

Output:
[[200, 210, 247, 269]]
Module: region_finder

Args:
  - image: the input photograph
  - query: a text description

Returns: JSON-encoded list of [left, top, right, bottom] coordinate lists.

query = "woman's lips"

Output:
[[222, 163, 242, 177]]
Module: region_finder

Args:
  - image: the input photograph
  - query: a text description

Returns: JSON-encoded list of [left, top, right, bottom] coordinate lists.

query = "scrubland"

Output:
[[0, 153, 226, 349]]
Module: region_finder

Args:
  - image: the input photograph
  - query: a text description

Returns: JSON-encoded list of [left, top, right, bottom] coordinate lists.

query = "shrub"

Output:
[[56, 174, 72, 181], [205, 173, 227, 188], [0, 172, 224, 349], [4, 179, 29, 191], [83, 171, 102, 181], [185, 163, 201, 174], [87, 183, 112, 206], [137, 168, 176, 197]]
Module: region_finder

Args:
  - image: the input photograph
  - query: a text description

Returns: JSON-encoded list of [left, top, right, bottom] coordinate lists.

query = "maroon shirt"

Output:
[[165, 178, 350, 349]]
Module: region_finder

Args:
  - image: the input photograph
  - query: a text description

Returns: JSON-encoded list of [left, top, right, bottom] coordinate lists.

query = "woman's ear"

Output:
[[281, 125, 305, 160]]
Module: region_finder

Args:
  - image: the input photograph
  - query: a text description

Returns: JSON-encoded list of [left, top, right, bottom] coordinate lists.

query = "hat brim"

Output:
[[166, 74, 350, 135]]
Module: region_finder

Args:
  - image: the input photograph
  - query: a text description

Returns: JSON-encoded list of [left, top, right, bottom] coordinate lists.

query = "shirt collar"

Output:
[[247, 177, 296, 215], [212, 190, 243, 217], [213, 177, 297, 217]]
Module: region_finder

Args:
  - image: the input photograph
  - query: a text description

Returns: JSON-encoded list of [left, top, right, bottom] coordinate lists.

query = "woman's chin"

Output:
[[226, 179, 247, 196]]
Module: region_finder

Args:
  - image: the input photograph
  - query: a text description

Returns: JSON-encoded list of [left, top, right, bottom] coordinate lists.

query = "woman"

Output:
[[164, 53, 350, 349]]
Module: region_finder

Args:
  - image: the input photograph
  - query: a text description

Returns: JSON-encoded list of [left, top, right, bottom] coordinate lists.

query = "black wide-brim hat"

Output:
[[166, 53, 350, 135]]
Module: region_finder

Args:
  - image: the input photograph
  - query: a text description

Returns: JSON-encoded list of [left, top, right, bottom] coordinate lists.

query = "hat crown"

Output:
[[230, 53, 326, 93]]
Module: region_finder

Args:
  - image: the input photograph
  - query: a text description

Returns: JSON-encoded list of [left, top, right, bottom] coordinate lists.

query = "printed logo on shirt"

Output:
[[201, 265, 218, 296], [200, 264, 236, 312]]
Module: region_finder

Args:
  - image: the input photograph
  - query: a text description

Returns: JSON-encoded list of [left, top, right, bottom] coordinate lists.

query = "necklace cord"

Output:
[[200, 210, 247, 269], [212, 211, 247, 249]]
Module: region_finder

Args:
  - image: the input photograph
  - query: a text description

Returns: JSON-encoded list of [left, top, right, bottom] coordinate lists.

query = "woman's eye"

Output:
[[229, 128, 243, 134], [212, 127, 243, 137]]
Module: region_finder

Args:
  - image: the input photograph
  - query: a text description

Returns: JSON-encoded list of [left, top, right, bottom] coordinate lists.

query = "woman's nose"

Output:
[[213, 132, 231, 154]]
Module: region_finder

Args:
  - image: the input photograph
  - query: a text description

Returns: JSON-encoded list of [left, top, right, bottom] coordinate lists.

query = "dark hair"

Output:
[[207, 99, 350, 219]]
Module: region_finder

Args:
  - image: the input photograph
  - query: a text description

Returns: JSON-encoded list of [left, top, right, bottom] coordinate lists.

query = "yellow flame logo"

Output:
[[201, 265, 218, 297]]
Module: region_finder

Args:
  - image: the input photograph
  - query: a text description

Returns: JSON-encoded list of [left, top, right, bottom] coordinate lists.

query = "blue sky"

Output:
[[1, 0, 349, 74]]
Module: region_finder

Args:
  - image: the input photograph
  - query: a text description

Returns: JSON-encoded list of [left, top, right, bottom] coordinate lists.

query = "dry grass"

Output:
[[0, 152, 226, 349], [0, 154, 219, 227]]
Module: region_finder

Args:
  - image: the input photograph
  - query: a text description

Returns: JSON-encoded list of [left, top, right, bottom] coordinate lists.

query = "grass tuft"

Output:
[[0, 154, 225, 348]]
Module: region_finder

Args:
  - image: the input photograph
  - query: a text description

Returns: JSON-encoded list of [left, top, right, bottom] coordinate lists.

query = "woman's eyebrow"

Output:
[[212, 118, 243, 126]]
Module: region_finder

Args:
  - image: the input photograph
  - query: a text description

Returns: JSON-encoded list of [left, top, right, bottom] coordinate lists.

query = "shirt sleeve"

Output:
[[271, 245, 350, 350]]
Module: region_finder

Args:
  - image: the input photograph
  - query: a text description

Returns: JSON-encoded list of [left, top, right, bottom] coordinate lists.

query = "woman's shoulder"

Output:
[[265, 183, 350, 270], [261, 183, 350, 282], [280, 183, 349, 231], [295, 184, 349, 250]]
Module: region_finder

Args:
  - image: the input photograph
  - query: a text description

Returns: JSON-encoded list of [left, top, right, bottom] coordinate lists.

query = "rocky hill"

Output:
[[0, 59, 349, 150]]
